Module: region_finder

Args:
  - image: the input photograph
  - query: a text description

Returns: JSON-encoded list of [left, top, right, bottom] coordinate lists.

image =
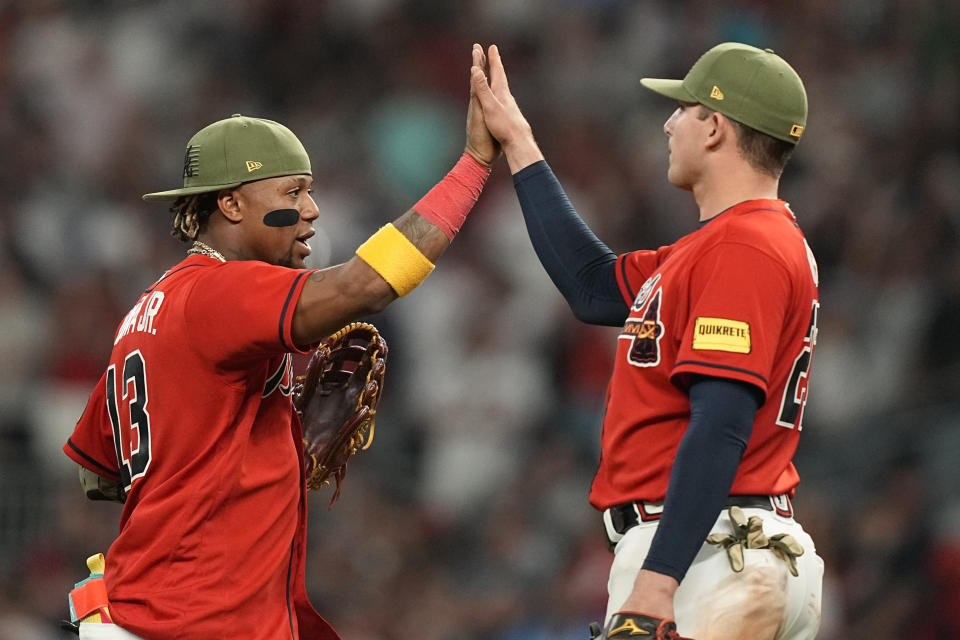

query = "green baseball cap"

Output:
[[641, 42, 808, 144], [143, 114, 312, 201]]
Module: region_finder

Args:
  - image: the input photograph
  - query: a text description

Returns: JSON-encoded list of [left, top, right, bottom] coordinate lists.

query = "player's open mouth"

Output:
[[296, 231, 314, 255]]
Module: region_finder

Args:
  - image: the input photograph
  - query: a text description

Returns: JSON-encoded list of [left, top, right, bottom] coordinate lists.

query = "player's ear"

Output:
[[216, 188, 243, 223], [704, 111, 729, 151]]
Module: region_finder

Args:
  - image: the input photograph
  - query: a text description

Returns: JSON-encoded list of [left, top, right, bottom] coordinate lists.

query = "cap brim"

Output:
[[640, 78, 697, 103], [142, 181, 242, 202]]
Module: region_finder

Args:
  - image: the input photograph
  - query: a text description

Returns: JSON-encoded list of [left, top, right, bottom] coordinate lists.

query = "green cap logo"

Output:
[[143, 114, 311, 201], [640, 43, 808, 144]]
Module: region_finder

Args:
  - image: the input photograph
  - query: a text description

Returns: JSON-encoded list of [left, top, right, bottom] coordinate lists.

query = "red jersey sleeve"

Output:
[[184, 261, 316, 365], [63, 370, 121, 480], [615, 246, 671, 305], [671, 242, 791, 397]]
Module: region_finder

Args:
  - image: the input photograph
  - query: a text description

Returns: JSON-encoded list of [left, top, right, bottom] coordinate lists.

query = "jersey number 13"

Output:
[[105, 350, 153, 491]]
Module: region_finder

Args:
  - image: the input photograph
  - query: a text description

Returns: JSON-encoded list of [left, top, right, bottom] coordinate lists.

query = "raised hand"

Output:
[[470, 44, 545, 173], [465, 43, 501, 167]]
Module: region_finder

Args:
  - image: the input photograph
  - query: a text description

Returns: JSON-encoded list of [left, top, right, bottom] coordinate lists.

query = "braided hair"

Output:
[[170, 192, 220, 243]]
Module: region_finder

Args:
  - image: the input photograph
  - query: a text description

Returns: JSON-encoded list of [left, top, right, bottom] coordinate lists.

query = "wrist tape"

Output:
[[356, 223, 435, 297], [412, 152, 491, 240]]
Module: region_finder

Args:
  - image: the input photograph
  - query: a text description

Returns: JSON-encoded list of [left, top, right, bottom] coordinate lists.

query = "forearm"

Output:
[[293, 154, 490, 346], [290, 213, 449, 347], [642, 377, 758, 581], [618, 377, 758, 619], [352, 151, 488, 296], [391, 209, 452, 263], [513, 161, 627, 326]]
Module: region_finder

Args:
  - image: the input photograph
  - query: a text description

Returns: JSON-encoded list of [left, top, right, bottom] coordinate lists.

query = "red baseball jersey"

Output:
[[590, 199, 820, 510], [64, 255, 339, 640]]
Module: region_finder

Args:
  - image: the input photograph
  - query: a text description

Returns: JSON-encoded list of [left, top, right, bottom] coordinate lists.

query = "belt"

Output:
[[602, 494, 793, 551]]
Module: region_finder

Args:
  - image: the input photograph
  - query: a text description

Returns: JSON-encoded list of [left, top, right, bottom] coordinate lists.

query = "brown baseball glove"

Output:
[[292, 322, 387, 507]]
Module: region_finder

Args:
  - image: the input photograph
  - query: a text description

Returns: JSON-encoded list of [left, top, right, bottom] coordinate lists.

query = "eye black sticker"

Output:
[[263, 209, 299, 227]]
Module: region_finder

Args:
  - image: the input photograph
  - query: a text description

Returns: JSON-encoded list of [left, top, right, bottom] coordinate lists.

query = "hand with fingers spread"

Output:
[[470, 43, 545, 173]]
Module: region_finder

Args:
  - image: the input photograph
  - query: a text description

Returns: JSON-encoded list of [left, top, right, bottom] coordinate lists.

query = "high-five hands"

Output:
[[470, 43, 545, 174], [465, 44, 502, 167]]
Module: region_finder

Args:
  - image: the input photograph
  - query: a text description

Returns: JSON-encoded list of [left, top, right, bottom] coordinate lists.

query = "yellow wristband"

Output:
[[356, 223, 435, 297]]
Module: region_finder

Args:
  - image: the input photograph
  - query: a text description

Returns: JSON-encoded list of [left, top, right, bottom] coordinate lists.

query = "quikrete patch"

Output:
[[692, 317, 751, 353]]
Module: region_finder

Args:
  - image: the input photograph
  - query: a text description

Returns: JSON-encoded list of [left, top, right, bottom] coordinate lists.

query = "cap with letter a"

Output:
[[143, 114, 312, 201], [641, 42, 808, 144]]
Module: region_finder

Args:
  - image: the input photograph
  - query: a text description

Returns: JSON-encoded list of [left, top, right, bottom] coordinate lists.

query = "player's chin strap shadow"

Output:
[[706, 505, 805, 576]]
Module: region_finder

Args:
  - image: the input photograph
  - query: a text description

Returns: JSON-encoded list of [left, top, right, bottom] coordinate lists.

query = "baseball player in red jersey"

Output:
[[62, 46, 500, 640], [472, 43, 823, 639]]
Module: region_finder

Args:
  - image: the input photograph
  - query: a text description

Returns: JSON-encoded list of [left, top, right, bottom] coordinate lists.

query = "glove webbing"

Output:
[[303, 323, 382, 494]]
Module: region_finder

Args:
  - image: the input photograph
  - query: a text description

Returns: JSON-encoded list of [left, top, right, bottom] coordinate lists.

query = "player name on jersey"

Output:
[[114, 291, 165, 345]]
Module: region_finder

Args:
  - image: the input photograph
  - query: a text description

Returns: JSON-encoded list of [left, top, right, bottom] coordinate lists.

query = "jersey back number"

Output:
[[776, 300, 819, 430], [105, 350, 153, 490]]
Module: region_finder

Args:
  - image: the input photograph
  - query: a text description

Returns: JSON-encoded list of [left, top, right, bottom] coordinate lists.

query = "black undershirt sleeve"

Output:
[[641, 375, 762, 582], [513, 161, 627, 326]]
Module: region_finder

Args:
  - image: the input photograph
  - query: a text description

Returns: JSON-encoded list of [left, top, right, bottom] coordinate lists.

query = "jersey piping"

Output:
[[279, 270, 310, 352], [673, 360, 769, 386], [66, 438, 120, 479]]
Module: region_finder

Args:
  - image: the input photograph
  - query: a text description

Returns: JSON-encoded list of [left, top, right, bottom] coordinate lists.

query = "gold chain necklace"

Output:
[[187, 240, 227, 263]]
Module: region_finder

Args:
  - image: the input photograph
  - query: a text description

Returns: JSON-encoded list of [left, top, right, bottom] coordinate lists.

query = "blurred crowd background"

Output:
[[1, 0, 958, 638]]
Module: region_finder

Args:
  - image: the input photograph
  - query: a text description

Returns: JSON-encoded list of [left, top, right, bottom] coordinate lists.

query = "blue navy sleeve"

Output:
[[640, 376, 761, 582], [513, 161, 627, 326]]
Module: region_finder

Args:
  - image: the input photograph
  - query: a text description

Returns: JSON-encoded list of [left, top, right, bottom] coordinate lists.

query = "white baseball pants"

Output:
[[605, 506, 823, 640], [78, 623, 144, 639]]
